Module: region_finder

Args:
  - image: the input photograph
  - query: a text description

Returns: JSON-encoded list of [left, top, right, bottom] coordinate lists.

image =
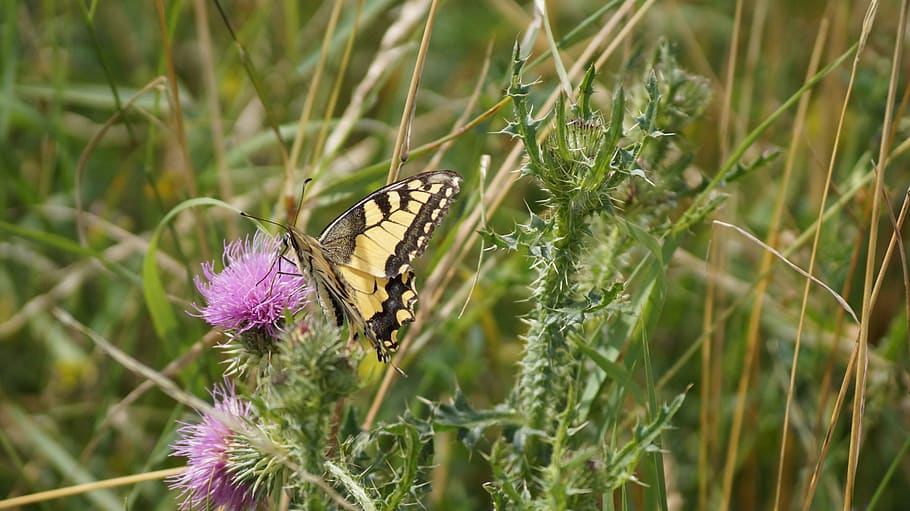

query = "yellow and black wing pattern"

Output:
[[286, 170, 462, 362]]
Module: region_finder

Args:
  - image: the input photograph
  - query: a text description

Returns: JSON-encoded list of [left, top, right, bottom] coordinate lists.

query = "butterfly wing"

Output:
[[316, 170, 461, 360], [318, 170, 462, 277]]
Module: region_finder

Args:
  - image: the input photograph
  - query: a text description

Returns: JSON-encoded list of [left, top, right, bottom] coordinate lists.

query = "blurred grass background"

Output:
[[1, 0, 909, 509]]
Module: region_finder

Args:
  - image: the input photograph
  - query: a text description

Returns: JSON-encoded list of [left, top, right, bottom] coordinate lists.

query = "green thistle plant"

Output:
[[455, 43, 704, 509], [171, 303, 364, 509], [503, 44, 638, 450], [246, 316, 362, 507]]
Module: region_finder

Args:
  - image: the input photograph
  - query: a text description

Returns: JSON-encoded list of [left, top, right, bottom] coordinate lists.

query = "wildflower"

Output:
[[168, 380, 258, 511], [192, 231, 309, 337]]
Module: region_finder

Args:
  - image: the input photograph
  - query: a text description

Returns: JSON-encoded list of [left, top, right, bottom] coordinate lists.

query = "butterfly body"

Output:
[[284, 170, 462, 362]]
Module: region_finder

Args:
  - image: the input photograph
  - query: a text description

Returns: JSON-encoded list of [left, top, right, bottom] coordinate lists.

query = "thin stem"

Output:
[[388, 0, 440, 183]]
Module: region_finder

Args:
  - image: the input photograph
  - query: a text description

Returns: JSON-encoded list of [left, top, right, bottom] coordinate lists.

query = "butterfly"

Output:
[[282, 170, 462, 363]]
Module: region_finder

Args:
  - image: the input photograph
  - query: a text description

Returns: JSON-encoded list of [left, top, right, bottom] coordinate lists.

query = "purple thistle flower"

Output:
[[168, 380, 258, 511], [192, 231, 310, 337]]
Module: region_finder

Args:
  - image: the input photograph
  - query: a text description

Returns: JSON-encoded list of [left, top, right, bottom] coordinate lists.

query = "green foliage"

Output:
[[4, 2, 910, 510]]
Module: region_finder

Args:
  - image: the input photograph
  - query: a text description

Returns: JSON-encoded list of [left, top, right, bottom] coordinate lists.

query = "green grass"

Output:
[[2, 0, 909, 509]]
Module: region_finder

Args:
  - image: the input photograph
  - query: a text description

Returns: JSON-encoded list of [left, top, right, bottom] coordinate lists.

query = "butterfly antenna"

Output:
[[291, 178, 313, 229], [240, 210, 288, 230]]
